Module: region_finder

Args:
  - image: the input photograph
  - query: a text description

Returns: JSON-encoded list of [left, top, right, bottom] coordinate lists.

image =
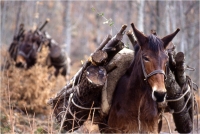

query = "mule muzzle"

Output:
[[16, 55, 27, 68], [152, 91, 166, 102]]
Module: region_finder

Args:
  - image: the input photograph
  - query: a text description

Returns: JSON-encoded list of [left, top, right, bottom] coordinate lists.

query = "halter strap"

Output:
[[18, 48, 33, 59], [18, 43, 38, 59], [140, 55, 166, 81]]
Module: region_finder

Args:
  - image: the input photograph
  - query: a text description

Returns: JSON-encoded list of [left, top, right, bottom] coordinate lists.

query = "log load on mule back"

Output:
[[49, 23, 198, 133], [45, 37, 71, 78], [7, 20, 70, 78]]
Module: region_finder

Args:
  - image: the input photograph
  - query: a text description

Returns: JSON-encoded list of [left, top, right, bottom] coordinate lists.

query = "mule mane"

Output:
[[147, 34, 164, 52]]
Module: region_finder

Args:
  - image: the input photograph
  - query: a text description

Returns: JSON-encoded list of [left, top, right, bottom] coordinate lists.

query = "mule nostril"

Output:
[[154, 91, 166, 102]]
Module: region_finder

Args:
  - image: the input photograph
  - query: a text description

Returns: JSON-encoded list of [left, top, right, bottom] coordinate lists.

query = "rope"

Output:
[[59, 93, 73, 133], [166, 84, 190, 102], [173, 91, 191, 114], [165, 76, 198, 133], [71, 98, 101, 110], [162, 112, 172, 134]]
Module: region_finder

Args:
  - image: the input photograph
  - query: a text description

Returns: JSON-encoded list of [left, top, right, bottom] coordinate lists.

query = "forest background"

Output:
[[0, 0, 199, 133]]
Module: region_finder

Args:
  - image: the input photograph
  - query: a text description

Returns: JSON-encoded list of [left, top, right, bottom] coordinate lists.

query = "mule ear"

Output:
[[161, 28, 180, 48], [131, 23, 147, 47]]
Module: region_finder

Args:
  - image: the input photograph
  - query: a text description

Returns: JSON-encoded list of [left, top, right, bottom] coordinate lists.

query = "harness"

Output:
[[17, 43, 38, 59], [140, 55, 167, 81]]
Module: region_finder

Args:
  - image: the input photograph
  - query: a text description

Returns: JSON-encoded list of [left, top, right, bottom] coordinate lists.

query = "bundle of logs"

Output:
[[48, 25, 198, 133], [6, 19, 70, 78]]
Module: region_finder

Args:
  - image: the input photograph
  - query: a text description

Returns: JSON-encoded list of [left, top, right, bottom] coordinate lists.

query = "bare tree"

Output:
[[137, 0, 145, 32], [165, 1, 170, 34], [63, 1, 72, 55], [180, 0, 186, 53], [14, 1, 22, 34]]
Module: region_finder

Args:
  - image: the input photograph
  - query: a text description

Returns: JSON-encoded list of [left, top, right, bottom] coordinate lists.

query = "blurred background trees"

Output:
[[1, 0, 199, 93]]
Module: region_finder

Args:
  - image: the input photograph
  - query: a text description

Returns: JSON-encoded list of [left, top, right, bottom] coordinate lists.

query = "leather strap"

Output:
[[140, 55, 166, 81]]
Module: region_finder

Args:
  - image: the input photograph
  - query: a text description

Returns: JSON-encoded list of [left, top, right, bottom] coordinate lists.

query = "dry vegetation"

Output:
[[0, 45, 67, 133]]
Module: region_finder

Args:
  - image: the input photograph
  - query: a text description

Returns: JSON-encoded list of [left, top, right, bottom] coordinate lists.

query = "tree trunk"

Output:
[[165, 1, 170, 34], [156, 1, 160, 34], [137, 0, 145, 32], [64, 1, 72, 55], [180, 1, 186, 53]]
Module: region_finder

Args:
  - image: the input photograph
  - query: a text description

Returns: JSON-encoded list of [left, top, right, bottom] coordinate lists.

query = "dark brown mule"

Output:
[[106, 23, 180, 133], [16, 30, 41, 68]]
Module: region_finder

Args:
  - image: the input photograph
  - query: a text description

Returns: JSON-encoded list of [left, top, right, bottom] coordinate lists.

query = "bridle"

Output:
[[17, 43, 38, 59], [140, 54, 167, 81]]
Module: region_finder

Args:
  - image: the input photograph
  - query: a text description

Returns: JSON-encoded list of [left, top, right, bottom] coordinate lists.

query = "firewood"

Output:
[[39, 18, 50, 31], [165, 69, 192, 133], [102, 25, 126, 52], [175, 52, 195, 124], [175, 52, 186, 87], [49, 25, 127, 132], [166, 42, 176, 72], [89, 50, 108, 66], [53, 65, 107, 132], [74, 25, 127, 86], [126, 30, 137, 47]]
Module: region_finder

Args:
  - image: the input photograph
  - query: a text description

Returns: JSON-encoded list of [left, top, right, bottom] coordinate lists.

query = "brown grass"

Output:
[[1, 46, 67, 115]]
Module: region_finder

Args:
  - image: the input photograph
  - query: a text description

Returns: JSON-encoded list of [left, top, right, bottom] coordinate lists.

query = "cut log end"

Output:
[[175, 52, 185, 63], [126, 30, 137, 47], [86, 65, 107, 86], [46, 18, 50, 22], [119, 24, 127, 34], [90, 50, 108, 65]]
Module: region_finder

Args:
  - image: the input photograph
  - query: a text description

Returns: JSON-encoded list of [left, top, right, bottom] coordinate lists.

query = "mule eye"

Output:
[[143, 56, 149, 62]]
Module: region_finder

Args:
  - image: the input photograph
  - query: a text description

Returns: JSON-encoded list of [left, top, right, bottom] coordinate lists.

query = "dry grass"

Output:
[[0, 46, 66, 133], [1, 46, 67, 115]]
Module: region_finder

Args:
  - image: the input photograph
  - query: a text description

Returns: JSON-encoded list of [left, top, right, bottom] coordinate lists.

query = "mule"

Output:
[[106, 23, 180, 133], [16, 30, 41, 68]]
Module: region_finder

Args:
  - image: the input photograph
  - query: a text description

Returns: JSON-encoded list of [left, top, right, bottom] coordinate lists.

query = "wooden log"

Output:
[[39, 18, 50, 31], [89, 50, 108, 66], [104, 41, 124, 63], [49, 25, 127, 132], [102, 25, 126, 51], [126, 30, 137, 47], [175, 52, 195, 124], [74, 25, 126, 86], [166, 42, 176, 72], [72, 34, 112, 86], [52, 65, 107, 132], [175, 52, 186, 87], [165, 69, 192, 133]]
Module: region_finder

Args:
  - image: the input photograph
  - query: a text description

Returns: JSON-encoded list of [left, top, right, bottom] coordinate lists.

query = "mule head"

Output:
[[16, 31, 40, 68], [131, 23, 180, 102]]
